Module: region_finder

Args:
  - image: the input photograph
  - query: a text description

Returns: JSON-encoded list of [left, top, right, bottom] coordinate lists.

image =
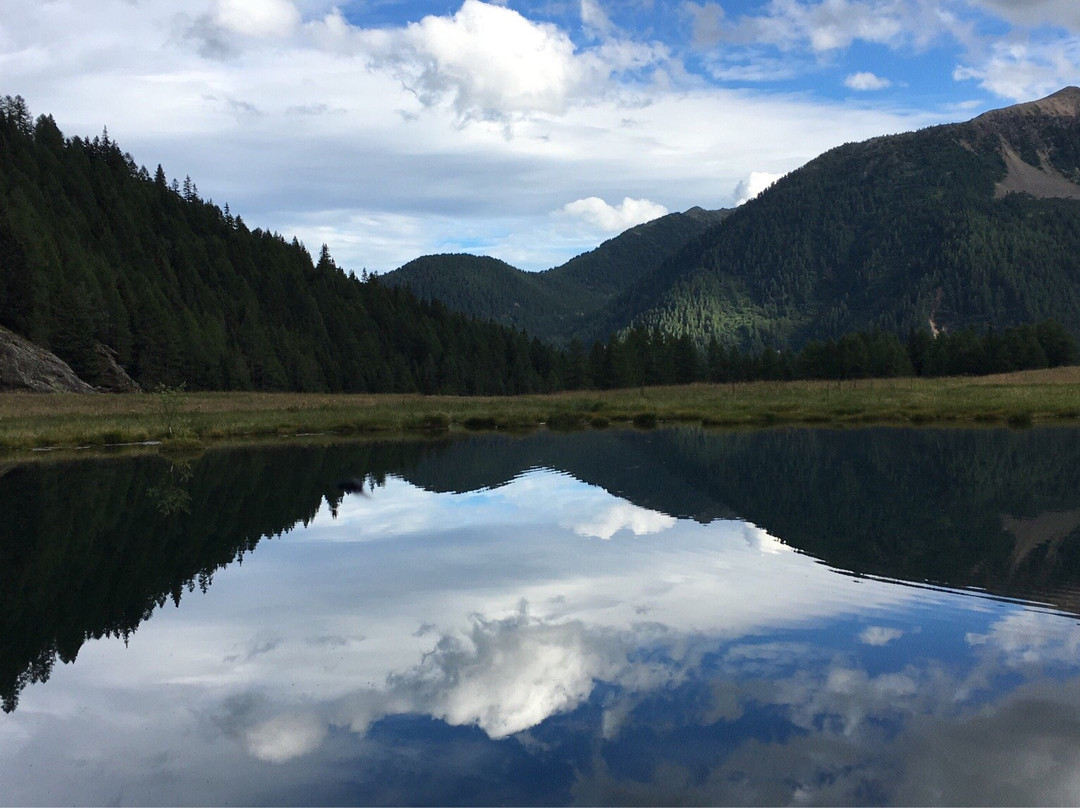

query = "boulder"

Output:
[[94, 343, 141, 393], [0, 325, 96, 393]]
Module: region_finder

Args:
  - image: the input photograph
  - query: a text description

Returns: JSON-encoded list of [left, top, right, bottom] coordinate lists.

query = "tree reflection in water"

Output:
[[2, 427, 1080, 805]]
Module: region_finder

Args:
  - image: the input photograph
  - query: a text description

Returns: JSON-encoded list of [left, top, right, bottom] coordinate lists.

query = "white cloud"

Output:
[[328, 610, 671, 740], [859, 626, 904, 645], [558, 196, 669, 233], [213, 0, 300, 38], [741, 523, 787, 554], [798, 0, 907, 52], [366, 0, 586, 120], [968, 608, 1080, 666], [403, 612, 627, 738], [845, 70, 892, 90], [242, 712, 326, 763], [689, 0, 908, 52], [355, 0, 672, 125], [954, 39, 1080, 101], [581, 0, 615, 37], [571, 502, 677, 540], [734, 171, 784, 205], [703, 55, 804, 83]]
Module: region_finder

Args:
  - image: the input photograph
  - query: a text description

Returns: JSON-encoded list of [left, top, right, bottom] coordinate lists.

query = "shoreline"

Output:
[[2, 367, 1079, 455]]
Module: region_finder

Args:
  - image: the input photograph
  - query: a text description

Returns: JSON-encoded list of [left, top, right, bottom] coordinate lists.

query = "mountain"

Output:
[[382, 206, 730, 344], [0, 95, 567, 394], [386, 89, 1080, 352], [605, 87, 1080, 350], [381, 254, 565, 340]]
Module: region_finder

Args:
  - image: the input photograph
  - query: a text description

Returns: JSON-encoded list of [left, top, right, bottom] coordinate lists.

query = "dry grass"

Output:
[[1, 368, 1078, 453]]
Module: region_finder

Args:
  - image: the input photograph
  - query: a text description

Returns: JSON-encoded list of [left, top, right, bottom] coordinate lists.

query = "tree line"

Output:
[[576, 320, 1078, 390], [0, 95, 566, 395]]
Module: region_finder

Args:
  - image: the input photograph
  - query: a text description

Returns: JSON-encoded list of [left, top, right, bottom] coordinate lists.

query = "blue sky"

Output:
[[4, 0, 1080, 270]]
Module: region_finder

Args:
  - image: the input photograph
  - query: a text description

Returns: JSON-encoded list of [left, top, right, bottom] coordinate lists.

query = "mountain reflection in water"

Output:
[[2, 427, 1080, 806]]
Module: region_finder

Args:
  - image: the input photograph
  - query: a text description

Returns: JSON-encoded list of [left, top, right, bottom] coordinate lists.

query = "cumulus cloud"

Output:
[[845, 70, 892, 90], [733, 171, 783, 204], [243, 712, 326, 763], [416, 614, 621, 737], [354, 0, 672, 123], [558, 196, 668, 232], [364, 0, 584, 120], [336, 611, 649, 739], [571, 502, 677, 540]]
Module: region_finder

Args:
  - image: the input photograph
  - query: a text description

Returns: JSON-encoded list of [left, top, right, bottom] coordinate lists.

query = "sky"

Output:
[[4, 0, 1080, 272]]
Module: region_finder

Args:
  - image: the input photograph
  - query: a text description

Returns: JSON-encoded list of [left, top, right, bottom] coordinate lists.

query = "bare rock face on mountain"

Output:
[[0, 325, 96, 393], [94, 343, 141, 393], [973, 86, 1080, 199]]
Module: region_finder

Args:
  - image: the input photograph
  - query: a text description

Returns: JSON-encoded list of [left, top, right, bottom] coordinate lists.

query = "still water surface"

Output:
[[2, 427, 1080, 805]]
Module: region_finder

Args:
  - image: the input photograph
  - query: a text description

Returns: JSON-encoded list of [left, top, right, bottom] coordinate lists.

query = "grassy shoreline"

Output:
[[2, 367, 1079, 454]]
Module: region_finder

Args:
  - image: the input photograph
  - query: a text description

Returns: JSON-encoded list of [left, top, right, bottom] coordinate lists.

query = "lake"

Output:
[[2, 426, 1080, 806]]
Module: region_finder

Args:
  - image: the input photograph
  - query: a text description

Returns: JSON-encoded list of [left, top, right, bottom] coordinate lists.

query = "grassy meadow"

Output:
[[1, 366, 1079, 453]]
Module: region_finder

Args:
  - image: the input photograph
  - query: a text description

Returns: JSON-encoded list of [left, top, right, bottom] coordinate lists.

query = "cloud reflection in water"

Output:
[[2, 466, 1080, 806]]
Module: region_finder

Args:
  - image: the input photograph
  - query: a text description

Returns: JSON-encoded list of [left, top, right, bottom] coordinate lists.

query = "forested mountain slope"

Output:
[[382, 207, 730, 344], [380, 254, 565, 341], [606, 87, 1080, 351], [0, 96, 565, 394]]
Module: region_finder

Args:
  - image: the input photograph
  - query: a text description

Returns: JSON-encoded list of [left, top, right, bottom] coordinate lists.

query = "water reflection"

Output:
[[2, 428, 1080, 805]]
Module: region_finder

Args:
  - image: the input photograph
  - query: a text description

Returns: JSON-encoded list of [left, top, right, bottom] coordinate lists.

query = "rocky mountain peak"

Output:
[[975, 86, 1080, 124]]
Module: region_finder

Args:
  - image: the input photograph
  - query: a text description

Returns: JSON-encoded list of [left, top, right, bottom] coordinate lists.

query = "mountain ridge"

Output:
[[599, 88, 1080, 349], [975, 85, 1080, 122], [382, 206, 731, 344], [383, 88, 1080, 352]]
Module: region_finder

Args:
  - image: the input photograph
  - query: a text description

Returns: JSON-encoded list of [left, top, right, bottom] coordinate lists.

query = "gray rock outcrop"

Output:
[[94, 343, 141, 393], [0, 325, 96, 393]]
